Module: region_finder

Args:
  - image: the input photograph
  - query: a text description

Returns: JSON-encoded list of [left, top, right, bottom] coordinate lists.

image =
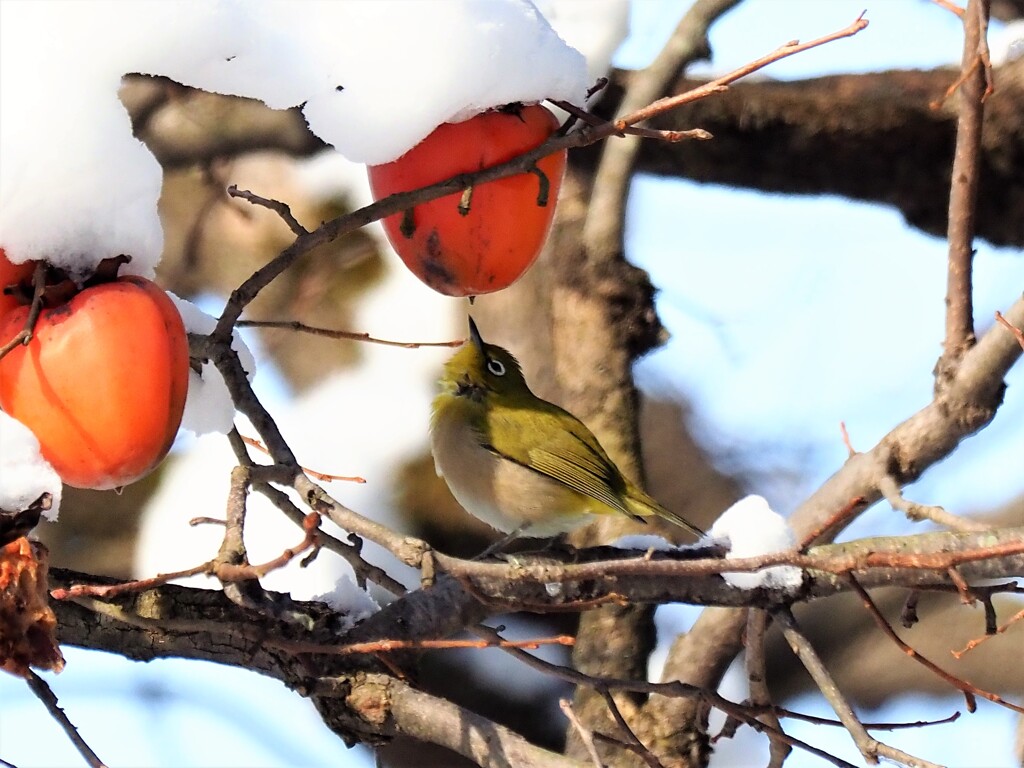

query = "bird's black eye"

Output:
[[486, 358, 506, 376]]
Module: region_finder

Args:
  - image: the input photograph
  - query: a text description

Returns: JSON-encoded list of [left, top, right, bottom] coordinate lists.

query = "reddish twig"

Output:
[[52, 513, 323, 599], [945, 566, 974, 603], [273, 634, 575, 657], [236, 319, 464, 350], [617, 13, 869, 131], [239, 435, 365, 483], [839, 421, 856, 457], [798, 497, 867, 551], [930, 0, 966, 17], [995, 310, 1024, 350], [218, 512, 321, 581], [845, 574, 1024, 714], [952, 605, 1024, 658], [549, 97, 715, 142], [50, 562, 211, 600]]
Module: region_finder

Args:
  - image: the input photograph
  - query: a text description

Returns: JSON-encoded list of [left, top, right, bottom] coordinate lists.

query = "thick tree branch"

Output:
[[319, 673, 589, 768]]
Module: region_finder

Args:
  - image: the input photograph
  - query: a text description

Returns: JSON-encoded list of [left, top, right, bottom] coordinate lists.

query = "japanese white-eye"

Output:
[[430, 318, 703, 538]]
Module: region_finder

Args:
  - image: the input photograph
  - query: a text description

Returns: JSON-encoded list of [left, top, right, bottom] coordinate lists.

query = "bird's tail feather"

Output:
[[624, 491, 704, 538]]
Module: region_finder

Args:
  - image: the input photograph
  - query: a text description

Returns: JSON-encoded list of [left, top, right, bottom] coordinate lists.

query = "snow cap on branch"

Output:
[[709, 495, 801, 590]]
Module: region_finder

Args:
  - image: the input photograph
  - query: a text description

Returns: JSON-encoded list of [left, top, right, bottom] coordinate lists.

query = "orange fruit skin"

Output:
[[0, 276, 189, 490], [0, 248, 34, 319], [367, 104, 567, 297]]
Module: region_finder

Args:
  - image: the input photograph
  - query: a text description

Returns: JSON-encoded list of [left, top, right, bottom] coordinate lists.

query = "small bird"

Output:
[[430, 318, 704, 538]]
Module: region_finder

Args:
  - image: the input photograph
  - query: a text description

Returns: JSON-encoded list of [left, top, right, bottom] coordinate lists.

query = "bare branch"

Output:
[[746, 609, 791, 768], [560, 699, 604, 768], [318, 673, 589, 768], [24, 671, 107, 768], [236, 319, 463, 349], [878, 475, 990, 531], [939, 0, 992, 373], [846, 575, 1024, 714], [227, 184, 309, 237], [776, 609, 943, 768]]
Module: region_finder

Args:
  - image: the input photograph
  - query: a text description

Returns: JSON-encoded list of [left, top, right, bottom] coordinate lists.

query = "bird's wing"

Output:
[[483, 403, 644, 521], [528, 445, 642, 520]]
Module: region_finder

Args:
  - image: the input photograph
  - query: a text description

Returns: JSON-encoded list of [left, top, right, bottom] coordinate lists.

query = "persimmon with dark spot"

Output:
[[367, 104, 566, 297], [0, 276, 189, 490], [0, 248, 34, 319]]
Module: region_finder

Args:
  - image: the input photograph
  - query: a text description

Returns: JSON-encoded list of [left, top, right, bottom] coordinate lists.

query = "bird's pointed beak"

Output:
[[468, 316, 485, 351]]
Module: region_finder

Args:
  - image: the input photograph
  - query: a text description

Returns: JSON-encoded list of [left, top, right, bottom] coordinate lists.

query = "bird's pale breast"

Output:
[[431, 395, 595, 536]]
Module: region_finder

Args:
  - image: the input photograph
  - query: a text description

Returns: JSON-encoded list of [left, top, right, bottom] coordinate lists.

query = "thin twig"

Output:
[[51, 513, 322, 599], [598, 688, 664, 768], [775, 608, 941, 768], [549, 98, 714, 142], [560, 700, 605, 768], [236, 319, 464, 350], [50, 561, 211, 599], [24, 671, 107, 768], [746, 610, 790, 768], [930, 0, 966, 16], [0, 261, 47, 360], [995, 310, 1024, 350], [218, 512, 321, 582], [839, 421, 856, 457], [227, 185, 308, 237], [618, 13, 869, 131], [798, 497, 868, 551], [845, 574, 1024, 714], [253, 479, 407, 595], [952, 606, 1024, 657], [878, 475, 989, 532], [468, 625, 858, 768], [269, 634, 575, 657], [239, 435, 365, 483], [780, 709, 961, 731]]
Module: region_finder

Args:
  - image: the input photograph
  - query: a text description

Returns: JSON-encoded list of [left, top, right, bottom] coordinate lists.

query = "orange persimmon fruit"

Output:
[[0, 276, 189, 489], [367, 104, 566, 297]]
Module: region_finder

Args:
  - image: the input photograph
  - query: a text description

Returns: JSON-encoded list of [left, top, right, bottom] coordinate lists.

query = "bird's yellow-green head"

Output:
[[440, 317, 531, 402]]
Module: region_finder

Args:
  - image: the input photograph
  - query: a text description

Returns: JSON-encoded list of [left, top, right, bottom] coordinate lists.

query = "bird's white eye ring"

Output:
[[486, 358, 506, 376]]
